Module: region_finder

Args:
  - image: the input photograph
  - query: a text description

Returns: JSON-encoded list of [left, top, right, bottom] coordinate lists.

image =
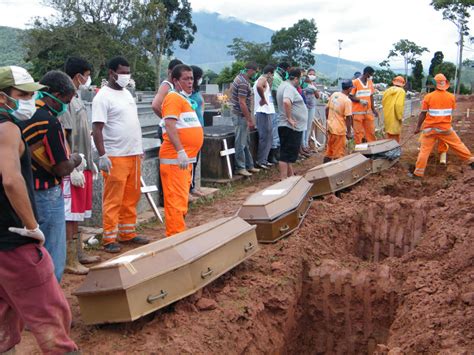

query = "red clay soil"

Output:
[[18, 96, 473, 354]]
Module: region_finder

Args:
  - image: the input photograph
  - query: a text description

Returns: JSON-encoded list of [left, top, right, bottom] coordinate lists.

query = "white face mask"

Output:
[[176, 82, 192, 97], [115, 74, 131, 88], [308, 75, 316, 81], [79, 76, 92, 90], [12, 97, 37, 121], [197, 78, 203, 86]]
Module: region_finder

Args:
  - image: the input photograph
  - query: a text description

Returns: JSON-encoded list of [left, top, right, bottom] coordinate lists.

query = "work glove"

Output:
[[98, 153, 113, 173], [177, 149, 189, 170], [75, 153, 87, 172], [92, 162, 99, 180], [359, 99, 368, 106], [9, 224, 45, 246], [70, 168, 85, 188]]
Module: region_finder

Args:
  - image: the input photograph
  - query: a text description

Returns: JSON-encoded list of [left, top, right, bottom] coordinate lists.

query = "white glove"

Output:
[[359, 99, 368, 106], [70, 169, 85, 188], [92, 162, 99, 180], [75, 153, 87, 172], [177, 149, 189, 170], [9, 224, 45, 246], [98, 153, 113, 173]]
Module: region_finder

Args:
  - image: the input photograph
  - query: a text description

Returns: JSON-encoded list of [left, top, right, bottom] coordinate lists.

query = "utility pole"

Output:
[[336, 39, 343, 84]]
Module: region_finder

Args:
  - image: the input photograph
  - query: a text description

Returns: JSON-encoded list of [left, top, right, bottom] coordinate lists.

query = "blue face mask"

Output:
[[37, 91, 68, 117]]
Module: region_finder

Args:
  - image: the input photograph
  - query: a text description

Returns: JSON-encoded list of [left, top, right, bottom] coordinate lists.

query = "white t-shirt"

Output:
[[253, 76, 275, 114], [92, 86, 143, 157]]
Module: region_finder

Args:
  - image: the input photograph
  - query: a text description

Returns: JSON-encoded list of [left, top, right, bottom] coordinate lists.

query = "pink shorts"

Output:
[[63, 170, 93, 222]]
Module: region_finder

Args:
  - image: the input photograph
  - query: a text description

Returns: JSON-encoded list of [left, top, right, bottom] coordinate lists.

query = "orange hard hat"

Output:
[[434, 73, 449, 91], [392, 76, 405, 87]]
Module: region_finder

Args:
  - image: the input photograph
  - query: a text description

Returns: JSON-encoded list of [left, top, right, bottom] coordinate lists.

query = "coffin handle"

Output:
[[244, 242, 255, 252], [280, 224, 290, 233], [353, 173, 360, 179], [147, 290, 168, 303], [336, 179, 344, 186], [298, 212, 304, 219], [201, 267, 214, 279], [365, 167, 372, 172]]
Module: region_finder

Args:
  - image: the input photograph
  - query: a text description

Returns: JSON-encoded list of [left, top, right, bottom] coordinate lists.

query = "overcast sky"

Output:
[[1, 0, 473, 70]]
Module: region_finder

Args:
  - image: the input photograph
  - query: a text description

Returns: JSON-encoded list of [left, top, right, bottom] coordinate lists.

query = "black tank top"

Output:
[[0, 113, 38, 250]]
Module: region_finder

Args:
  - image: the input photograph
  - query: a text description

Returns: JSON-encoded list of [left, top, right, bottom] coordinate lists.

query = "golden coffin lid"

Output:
[[305, 153, 370, 183], [74, 216, 256, 295], [237, 176, 312, 222], [353, 139, 400, 155]]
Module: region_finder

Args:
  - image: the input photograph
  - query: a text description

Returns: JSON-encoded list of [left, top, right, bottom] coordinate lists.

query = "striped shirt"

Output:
[[19, 100, 69, 190], [231, 74, 252, 116]]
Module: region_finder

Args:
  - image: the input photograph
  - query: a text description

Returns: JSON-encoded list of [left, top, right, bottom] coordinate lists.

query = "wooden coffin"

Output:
[[201, 126, 236, 182], [237, 176, 312, 243], [305, 153, 372, 198], [73, 216, 258, 325], [353, 139, 401, 173]]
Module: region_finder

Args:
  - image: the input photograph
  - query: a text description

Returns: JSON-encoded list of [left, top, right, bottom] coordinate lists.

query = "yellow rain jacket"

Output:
[[382, 86, 406, 135]]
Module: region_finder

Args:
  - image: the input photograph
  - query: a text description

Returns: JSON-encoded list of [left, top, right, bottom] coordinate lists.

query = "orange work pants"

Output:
[[353, 114, 376, 144], [160, 164, 192, 237], [386, 133, 400, 143], [414, 131, 473, 177], [102, 155, 141, 245], [325, 133, 346, 159]]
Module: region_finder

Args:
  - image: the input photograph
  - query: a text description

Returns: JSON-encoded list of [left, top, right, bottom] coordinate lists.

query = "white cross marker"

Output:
[[220, 138, 235, 179], [140, 177, 163, 223]]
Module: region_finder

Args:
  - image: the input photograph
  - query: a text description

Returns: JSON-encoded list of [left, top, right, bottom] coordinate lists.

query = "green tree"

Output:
[[128, 0, 196, 89], [227, 38, 275, 68], [428, 51, 444, 76], [431, 0, 473, 94], [373, 68, 397, 85], [203, 69, 218, 84], [216, 61, 245, 86], [412, 60, 424, 92], [271, 19, 318, 67], [387, 39, 429, 77]]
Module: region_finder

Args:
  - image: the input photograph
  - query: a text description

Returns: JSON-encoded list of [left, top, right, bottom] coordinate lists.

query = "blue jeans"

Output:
[[232, 114, 254, 171], [271, 113, 279, 149], [302, 107, 316, 148], [255, 112, 273, 165], [35, 185, 66, 282]]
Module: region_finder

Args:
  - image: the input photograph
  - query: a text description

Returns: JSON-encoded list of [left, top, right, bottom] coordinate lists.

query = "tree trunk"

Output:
[[154, 51, 161, 91], [456, 31, 464, 95]]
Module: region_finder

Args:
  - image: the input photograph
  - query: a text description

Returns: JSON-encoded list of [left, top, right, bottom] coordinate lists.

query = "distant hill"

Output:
[[0, 12, 368, 79]]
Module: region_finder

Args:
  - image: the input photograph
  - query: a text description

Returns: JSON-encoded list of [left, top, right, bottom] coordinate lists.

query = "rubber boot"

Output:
[[267, 149, 277, 164], [323, 156, 332, 163], [439, 152, 447, 165], [76, 233, 100, 264], [65, 239, 89, 275]]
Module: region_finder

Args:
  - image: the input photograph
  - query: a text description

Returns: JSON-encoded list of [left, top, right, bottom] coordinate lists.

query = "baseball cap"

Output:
[[392, 76, 405, 87], [341, 80, 354, 90], [434, 73, 449, 91], [0, 66, 46, 92]]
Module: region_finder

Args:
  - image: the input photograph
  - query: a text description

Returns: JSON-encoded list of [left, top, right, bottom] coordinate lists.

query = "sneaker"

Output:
[[104, 243, 121, 253], [236, 169, 252, 177], [256, 163, 270, 170], [248, 167, 261, 173], [265, 161, 274, 167], [120, 236, 150, 245]]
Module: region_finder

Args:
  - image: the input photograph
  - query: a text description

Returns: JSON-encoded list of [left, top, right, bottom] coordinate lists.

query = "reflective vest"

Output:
[[351, 78, 374, 114], [421, 90, 456, 131]]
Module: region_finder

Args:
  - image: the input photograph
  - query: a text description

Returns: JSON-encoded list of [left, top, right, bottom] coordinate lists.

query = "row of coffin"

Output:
[[74, 139, 401, 325]]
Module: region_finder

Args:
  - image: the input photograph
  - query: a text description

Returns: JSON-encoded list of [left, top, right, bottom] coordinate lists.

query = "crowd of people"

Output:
[[1, 53, 473, 353]]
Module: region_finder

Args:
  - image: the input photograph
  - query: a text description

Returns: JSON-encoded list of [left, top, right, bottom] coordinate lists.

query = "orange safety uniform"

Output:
[[325, 91, 352, 159], [160, 92, 204, 236], [414, 90, 473, 177], [351, 78, 376, 144]]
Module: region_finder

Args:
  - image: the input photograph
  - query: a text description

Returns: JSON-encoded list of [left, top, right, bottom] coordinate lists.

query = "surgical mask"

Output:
[[308, 75, 316, 81], [0, 92, 18, 114], [79, 75, 92, 90], [115, 73, 131, 88], [12, 97, 36, 121], [197, 78, 203, 86], [37, 91, 68, 117]]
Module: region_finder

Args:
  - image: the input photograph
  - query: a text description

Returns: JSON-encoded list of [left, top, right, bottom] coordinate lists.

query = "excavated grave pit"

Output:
[[282, 192, 429, 354]]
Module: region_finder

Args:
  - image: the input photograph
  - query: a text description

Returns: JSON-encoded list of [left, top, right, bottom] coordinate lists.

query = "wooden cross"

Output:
[[220, 138, 235, 179], [140, 177, 163, 223]]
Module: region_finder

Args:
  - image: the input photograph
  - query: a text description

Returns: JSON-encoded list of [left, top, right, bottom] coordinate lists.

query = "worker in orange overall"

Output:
[[349, 66, 379, 144], [160, 64, 204, 236], [323, 80, 353, 163], [413, 73, 474, 178], [382, 76, 406, 143]]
